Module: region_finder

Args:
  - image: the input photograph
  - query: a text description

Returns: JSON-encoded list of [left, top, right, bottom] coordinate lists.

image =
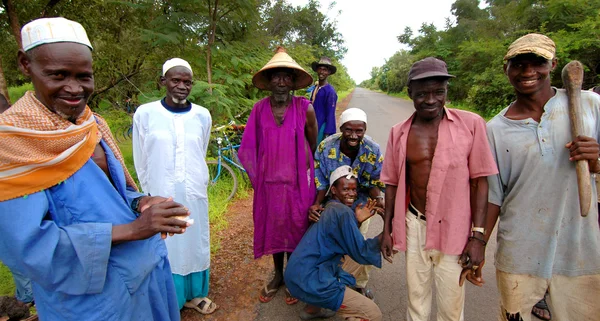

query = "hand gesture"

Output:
[[355, 199, 376, 223], [459, 259, 485, 287], [131, 198, 190, 240], [309, 204, 324, 223], [458, 236, 486, 282]]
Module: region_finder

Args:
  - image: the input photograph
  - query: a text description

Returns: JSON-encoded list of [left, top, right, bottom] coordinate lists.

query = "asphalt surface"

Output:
[[255, 88, 506, 321]]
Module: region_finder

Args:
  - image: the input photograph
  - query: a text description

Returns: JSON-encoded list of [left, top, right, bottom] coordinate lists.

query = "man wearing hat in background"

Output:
[[285, 165, 383, 321], [483, 33, 600, 321], [310, 56, 338, 144], [133, 58, 217, 315], [380, 57, 498, 321], [238, 47, 318, 305], [0, 17, 188, 320], [310, 107, 384, 298]]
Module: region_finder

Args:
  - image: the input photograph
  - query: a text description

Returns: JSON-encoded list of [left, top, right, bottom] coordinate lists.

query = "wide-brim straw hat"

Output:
[[311, 56, 337, 75], [252, 47, 313, 90]]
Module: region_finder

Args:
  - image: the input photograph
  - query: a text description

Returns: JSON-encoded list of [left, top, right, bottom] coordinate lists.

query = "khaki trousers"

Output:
[[355, 217, 373, 288], [340, 257, 382, 321], [405, 209, 465, 321], [496, 269, 600, 321]]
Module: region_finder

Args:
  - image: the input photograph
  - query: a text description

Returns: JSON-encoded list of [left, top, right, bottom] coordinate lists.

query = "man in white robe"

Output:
[[133, 58, 217, 315]]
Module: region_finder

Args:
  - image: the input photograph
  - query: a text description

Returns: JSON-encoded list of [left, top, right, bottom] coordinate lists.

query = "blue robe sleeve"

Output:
[[324, 88, 338, 135], [335, 209, 382, 268], [0, 192, 112, 295]]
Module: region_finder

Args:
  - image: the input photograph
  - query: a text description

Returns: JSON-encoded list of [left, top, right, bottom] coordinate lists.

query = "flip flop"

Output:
[[299, 308, 336, 320], [532, 297, 551, 321], [259, 284, 279, 303], [184, 297, 218, 315], [285, 288, 299, 305]]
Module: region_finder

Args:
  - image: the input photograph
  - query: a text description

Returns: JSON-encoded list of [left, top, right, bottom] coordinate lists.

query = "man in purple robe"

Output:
[[310, 56, 338, 143], [239, 47, 318, 305]]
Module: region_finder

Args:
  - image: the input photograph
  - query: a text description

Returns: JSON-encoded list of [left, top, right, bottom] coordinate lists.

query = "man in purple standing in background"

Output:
[[238, 47, 318, 305], [310, 56, 338, 143]]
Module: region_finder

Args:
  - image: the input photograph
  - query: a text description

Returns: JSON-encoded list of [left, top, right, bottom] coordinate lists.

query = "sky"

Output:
[[287, 0, 457, 83]]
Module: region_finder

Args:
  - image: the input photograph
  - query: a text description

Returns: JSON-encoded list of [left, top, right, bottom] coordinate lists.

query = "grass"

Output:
[[0, 263, 15, 296], [337, 87, 355, 102]]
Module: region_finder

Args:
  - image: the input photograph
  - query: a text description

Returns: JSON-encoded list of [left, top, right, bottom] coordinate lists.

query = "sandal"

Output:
[[532, 297, 551, 320], [299, 308, 336, 320], [285, 288, 299, 305], [259, 283, 279, 303], [184, 297, 218, 315]]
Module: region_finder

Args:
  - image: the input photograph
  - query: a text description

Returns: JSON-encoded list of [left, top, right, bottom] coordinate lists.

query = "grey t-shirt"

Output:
[[487, 88, 600, 278]]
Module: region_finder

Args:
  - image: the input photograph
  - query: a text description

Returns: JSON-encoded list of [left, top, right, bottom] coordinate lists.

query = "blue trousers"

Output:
[[11, 269, 33, 303]]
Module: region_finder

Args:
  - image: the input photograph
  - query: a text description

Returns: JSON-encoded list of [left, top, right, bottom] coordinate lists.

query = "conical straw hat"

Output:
[[253, 47, 313, 90]]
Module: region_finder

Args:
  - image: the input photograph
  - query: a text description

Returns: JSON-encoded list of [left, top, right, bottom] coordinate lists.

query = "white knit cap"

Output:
[[326, 165, 357, 196], [21, 17, 92, 52], [340, 108, 367, 126], [162, 58, 193, 76]]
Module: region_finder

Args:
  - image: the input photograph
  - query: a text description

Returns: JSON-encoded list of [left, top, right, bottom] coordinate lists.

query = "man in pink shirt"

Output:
[[380, 57, 498, 321]]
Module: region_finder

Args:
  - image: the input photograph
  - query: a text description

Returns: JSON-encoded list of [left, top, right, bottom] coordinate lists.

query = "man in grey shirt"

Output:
[[482, 33, 600, 321]]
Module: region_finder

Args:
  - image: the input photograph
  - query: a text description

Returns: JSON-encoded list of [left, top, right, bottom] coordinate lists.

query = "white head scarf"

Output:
[[162, 58, 193, 76], [340, 108, 367, 126], [326, 165, 357, 196]]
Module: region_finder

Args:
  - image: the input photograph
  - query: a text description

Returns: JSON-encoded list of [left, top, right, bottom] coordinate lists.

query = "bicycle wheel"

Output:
[[206, 160, 238, 202]]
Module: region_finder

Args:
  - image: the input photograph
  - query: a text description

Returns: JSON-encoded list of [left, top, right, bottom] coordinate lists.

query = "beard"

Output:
[[56, 109, 85, 124], [172, 97, 188, 105]]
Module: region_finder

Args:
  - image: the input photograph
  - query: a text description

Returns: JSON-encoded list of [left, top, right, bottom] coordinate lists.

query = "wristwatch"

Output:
[[131, 196, 144, 214], [471, 227, 485, 235]]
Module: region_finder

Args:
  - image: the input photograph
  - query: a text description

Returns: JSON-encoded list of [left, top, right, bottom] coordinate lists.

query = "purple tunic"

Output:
[[238, 96, 316, 258]]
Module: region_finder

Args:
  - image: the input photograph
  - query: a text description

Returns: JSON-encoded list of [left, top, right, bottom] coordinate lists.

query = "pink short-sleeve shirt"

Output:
[[381, 108, 498, 255]]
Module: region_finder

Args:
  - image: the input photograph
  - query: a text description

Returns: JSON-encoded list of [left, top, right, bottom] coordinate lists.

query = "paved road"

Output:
[[255, 88, 503, 321]]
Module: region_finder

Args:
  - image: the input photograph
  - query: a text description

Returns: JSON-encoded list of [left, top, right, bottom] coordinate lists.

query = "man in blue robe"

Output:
[[0, 17, 188, 321], [310, 56, 338, 143]]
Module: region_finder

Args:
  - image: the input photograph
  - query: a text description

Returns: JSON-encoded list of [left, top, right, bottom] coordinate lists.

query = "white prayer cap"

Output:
[[162, 58, 193, 76], [21, 17, 93, 52], [340, 108, 367, 126], [326, 165, 357, 196]]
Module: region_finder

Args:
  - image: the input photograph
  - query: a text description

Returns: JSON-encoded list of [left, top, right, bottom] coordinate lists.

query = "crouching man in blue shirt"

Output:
[[284, 165, 385, 321]]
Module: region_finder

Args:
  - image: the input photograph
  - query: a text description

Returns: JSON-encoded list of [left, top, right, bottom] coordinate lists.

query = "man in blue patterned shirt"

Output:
[[309, 107, 384, 297]]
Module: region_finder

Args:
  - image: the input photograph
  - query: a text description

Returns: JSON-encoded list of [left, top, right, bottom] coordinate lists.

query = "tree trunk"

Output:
[[0, 55, 10, 104], [4, 0, 23, 49], [205, 0, 219, 94]]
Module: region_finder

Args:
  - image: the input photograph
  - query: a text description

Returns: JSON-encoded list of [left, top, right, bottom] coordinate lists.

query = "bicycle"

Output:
[[207, 122, 246, 202]]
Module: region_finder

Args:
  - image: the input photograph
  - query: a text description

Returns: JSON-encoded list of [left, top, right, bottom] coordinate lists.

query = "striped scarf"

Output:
[[0, 91, 137, 201]]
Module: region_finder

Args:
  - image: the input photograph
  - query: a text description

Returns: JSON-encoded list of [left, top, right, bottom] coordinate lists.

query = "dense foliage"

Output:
[[361, 0, 600, 118], [0, 0, 355, 124]]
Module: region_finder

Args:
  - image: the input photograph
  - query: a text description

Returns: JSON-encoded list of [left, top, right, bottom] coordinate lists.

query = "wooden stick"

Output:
[[562, 60, 591, 217]]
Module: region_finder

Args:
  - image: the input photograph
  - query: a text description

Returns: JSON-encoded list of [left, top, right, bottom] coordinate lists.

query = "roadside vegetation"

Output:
[[361, 0, 600, 120]]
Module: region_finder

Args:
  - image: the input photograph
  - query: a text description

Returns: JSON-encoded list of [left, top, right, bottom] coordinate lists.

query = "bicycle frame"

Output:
[[211, 132, 245, 183]]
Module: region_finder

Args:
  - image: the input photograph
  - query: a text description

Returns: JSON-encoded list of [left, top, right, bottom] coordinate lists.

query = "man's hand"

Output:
[[309, 204, 324, 223], [131, 199, 190, 240], [566, 135, 600, 172], [355, 199, 376, 223], [458, 234, 485, 271], [379, 232, 396, 264], [459, 260, 485, 287]]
